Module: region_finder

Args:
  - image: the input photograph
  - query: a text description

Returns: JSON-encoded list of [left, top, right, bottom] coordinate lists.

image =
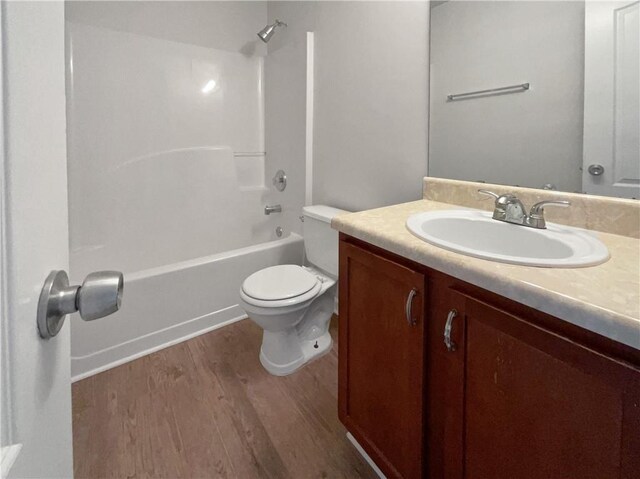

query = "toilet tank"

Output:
[[302, 205, 349, 277]]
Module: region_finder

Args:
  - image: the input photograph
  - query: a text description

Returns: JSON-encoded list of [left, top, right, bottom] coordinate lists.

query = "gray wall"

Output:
[[266, 1, 430, 213], [429, 1, 584, 192]]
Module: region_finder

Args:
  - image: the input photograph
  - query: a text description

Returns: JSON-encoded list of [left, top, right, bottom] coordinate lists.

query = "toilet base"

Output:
[[259, 330, 333, 376]]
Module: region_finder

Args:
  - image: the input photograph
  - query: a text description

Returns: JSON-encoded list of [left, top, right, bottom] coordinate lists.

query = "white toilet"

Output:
[[239, 205, 348, 376]]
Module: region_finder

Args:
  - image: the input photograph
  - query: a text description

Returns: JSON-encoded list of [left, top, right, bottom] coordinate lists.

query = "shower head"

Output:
[[257, 19, 287, 43]]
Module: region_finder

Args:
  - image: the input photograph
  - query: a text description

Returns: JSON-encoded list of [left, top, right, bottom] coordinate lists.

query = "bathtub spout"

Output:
[[265, 204, 282, 215]]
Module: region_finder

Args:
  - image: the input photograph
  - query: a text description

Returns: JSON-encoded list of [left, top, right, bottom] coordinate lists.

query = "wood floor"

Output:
[[72, 317, 376, 479]]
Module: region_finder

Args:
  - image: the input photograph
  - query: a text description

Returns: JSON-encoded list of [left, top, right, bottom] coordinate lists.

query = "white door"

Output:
[[583, 0, 640, 198], [1, 2, 73, 477]]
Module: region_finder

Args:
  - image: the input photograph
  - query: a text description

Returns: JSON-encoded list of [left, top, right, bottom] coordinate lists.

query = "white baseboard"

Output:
[[346, 432, 386, 479], [71, 306, 247, 382]]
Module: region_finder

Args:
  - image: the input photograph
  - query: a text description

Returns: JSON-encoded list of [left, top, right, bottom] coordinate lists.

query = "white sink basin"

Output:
[[406, 209, 609, 267]]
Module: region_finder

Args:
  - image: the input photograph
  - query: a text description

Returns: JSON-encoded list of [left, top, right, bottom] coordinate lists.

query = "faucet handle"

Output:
[[527, 200, 571, 229], [478, 189, 500, 201], [529, 200, 571, 217]]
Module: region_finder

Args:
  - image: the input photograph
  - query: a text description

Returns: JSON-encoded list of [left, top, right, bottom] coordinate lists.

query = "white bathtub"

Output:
[[70, 233, 304, 381]]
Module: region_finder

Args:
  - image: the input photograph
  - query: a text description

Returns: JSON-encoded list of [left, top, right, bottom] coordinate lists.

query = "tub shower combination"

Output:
[[66, 22, 302, 380]]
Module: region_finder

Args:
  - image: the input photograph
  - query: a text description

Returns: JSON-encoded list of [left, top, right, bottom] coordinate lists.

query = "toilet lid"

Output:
[[242, 265, 319, 301]]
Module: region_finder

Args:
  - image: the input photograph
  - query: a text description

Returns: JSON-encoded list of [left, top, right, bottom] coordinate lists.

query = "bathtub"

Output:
[[70, 233, 304, 381]]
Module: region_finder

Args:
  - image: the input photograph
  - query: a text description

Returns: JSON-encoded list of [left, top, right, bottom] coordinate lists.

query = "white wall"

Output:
[[429, 0, 585, 192], [266, 1, 430, 213]]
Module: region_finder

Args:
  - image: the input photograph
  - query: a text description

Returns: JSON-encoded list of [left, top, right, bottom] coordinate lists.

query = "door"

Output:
[[443, 290, 640, 479], [1, 2, 73, 477], [338, 240, 425, 479], [583, 0, 640, 198]]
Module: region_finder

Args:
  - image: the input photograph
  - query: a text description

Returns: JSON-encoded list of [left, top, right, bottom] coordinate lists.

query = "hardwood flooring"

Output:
[[72, 317, 376, 479]]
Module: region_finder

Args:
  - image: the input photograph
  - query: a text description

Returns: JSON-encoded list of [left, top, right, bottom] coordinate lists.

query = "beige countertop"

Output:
[[332, 199, 640, 350]]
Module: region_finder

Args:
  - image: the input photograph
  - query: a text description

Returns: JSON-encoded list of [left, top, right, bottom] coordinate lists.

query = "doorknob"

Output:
[[37, 270, 124, 339], [588, 164, 605, 176]]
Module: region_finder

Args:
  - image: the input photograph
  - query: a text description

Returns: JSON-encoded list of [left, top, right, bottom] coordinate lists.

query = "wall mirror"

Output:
[[428, 0, 639, 199]]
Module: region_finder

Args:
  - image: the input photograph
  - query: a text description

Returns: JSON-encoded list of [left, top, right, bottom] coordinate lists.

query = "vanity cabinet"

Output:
[[338, 240, 426, 479], [338, 235, 640, 479]]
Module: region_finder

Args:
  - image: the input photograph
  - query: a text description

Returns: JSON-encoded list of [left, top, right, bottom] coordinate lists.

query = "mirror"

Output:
[[428, 0, 639, 199]]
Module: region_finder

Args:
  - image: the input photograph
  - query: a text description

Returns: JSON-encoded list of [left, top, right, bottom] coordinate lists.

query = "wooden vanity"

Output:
[[338, 234, 640, 479]]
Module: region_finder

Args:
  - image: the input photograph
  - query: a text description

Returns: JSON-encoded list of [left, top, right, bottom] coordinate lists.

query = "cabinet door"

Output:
[[447, 292, 640, 479], [339, 241, 425, 479]]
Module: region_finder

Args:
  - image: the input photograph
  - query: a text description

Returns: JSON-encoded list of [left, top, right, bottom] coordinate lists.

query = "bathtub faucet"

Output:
[[264, 204, 282, 215]]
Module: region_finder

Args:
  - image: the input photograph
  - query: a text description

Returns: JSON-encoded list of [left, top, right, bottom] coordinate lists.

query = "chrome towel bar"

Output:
[[447, 82, 530, 101]]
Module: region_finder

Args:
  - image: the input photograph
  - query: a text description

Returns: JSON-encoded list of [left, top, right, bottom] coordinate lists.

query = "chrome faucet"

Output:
[[478, 189, 570, 229], [264, 204, 282, 215]]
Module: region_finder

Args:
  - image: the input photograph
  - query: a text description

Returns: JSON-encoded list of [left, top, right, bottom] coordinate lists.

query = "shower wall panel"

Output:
[[67, 22, 272, 276]]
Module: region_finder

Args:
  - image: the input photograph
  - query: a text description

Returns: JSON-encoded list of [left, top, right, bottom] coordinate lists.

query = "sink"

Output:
[[406, 209, 609, 267]]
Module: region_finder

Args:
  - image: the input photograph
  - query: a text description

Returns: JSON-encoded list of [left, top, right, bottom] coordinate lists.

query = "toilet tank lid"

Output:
[[302, 205, 350, 224]]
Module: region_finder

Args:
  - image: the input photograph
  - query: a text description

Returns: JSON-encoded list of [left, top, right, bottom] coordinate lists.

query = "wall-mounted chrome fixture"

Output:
[[257, 19, 287, 43], [275, 226, 283, 238], [273, 170, 287, 192], [37, 270, 124, 339], [265, 204, 282, 215]]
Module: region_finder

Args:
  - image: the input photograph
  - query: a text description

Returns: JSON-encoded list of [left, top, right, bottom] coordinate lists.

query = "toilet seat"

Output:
[[241, 265, 322, 308]]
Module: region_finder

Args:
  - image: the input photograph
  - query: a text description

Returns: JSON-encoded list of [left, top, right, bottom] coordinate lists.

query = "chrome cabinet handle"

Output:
[[405, 288, 418, 326], [444, 309, 457, 351]]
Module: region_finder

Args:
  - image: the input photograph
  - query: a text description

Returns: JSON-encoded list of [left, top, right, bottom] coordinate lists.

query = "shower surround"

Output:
[[66, 14, 302, 379]]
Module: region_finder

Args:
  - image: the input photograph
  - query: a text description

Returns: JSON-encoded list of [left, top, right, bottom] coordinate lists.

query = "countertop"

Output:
[[332, 199, 640, 350]]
